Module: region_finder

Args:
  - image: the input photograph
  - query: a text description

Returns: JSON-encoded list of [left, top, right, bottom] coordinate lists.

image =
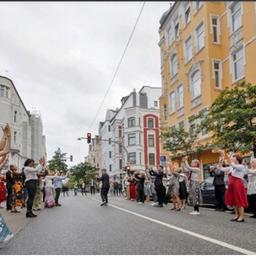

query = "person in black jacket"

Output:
[[97, 169, 110, 206], [149, 166, 167, 207], [209, 165, 226, 211], [6, 165, 15, 211], [135, 171, 145, 204]]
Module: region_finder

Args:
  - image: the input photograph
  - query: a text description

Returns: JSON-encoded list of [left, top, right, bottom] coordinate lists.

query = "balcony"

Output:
[[177, 107, 184, 117], [191, 95, 202, 109]]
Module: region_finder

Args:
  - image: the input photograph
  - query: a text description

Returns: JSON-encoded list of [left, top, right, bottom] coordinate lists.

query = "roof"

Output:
[[0, 75, 30, 117], [139, 85, 161, 94], [159, 1, 178, 29]]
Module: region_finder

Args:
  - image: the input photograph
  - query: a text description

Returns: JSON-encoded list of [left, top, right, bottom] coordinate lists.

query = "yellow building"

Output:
[[159, 1, 256, 177]]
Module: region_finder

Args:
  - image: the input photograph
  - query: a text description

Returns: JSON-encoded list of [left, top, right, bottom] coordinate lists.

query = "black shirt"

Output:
[[97, 173, 110, 188], [6, 171, 14, 188], [149, 170, 165, 187]]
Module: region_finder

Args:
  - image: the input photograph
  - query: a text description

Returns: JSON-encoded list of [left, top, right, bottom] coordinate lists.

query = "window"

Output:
[[196, 23, 204, 51], [128, 152, 136, 164], [177, 85, 184, 109], [174, 21, 179, 39], [154, 101, 158, 107], [108, 138, 111, 145], [168, 26, 174, 45], [148, 135, 155, 147], [109, 151, 112, 158], [108, 125, 111, 132], [163, 104, 167, 120], [0, 85, 9, 98], [233, 48, 244, 80], [169, 91, 175, 113], [211, 16, 220, 43], [179, 121, 185, 130], [0, 85, 4, 97], [14, 111, 17, 123], [14, 131, 17, 144], [109, 165, 112, 172], [148, 118, 154, 129], [128, 117, 135, 127], [189, 120, 196, 138], [185, 36, 192, 62], [149, 153, 155, 166], [213, 60, 221, 88], [170, 54, 177, 77], [231, 2, 242, 32], [184, 4, 191, 25], [118, 127, 122, 137], [119, 159, 122, 170], [191, 70, 201, 99], [128, 133, 136, 146]]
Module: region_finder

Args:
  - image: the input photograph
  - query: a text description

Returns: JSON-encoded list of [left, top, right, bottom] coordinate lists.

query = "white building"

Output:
[[98, 86, 161, 178], [0, 75, 47, 169]]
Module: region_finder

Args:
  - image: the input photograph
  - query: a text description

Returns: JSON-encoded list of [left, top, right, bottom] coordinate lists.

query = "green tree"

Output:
[[162, 127, 201, 160], [47, 147, 68, 172], [197, 82, 256, 155], [70, 162, 97, 186]]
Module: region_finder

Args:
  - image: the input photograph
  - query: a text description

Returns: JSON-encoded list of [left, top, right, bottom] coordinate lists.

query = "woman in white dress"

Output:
[[43, 170, 55, 208]]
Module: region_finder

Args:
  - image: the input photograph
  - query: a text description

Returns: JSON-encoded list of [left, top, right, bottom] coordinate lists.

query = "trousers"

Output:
[[101, 187, 109, 203], [25, 180, 37, 212]]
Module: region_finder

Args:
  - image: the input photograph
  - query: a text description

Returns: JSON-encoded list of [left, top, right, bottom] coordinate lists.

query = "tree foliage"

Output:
[[47, 147, 68, 173], [197, 82, 256, 155], [70, 162, 97, 186], [162, 127, 202, 160]]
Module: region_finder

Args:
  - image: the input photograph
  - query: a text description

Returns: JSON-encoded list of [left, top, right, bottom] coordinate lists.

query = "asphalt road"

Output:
[[1, 194, 256, 255]]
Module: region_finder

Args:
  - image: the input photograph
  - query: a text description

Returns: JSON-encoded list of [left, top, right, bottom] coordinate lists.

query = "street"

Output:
[[1, 194, 256, 255]]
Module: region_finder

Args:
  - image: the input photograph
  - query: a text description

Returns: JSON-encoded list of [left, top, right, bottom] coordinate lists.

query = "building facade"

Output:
[[87, 136, 101, 171], [99, 86, 161, 178], [0, 75, 47, 169], [159, 1, 256, 177]]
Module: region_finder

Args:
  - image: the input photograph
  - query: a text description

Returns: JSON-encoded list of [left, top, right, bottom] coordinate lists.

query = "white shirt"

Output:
[[43, 176, 54, 188], [221, 164, 246, 180], [184, 162, 201, 182], [24, 164, 43, 182]]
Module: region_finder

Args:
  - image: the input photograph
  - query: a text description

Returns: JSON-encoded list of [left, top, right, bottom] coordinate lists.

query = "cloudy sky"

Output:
[[0, 1, 170, 166]]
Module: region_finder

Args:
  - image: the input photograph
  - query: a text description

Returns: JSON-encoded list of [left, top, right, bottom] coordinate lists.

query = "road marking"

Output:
[[92, 198, 255, 255]]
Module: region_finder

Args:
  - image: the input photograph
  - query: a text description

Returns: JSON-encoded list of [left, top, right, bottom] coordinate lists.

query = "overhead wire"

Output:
[[87, 2, 146, 132]]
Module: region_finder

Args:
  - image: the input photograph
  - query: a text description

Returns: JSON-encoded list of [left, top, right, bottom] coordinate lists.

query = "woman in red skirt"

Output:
[[129, 175, 137, 201], [0, 174, 7, 207], [221, 154, 248, 222]]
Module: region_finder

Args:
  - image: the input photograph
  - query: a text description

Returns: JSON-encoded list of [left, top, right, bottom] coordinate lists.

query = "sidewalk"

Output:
[[0, 207, 30, 236]]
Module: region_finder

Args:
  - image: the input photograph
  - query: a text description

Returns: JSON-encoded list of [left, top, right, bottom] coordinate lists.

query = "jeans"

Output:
[[55, 188, 61, 204], [25, 180, 37, 212], [101, 187, 109, 203], [214, 185, 226, 210], [6, 186, 12, 210], [136, 183, 144, 203]]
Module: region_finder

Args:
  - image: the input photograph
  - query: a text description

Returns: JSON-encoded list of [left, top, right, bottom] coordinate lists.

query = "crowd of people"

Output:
[[102, 151, 256, 222], [0, 158, 71, 218]]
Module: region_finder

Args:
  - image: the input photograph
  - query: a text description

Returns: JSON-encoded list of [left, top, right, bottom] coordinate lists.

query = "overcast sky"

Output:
[[0, 1, 170, 166]]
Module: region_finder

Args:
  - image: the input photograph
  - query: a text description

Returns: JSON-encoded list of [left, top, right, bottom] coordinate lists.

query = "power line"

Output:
[[87, 2, 146, 131]]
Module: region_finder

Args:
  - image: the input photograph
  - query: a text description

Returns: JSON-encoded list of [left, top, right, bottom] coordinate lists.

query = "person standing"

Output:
[[135, 171, 145, 204], [81, 182, 86, 196], [53, 171, 68, 206], [6, 165, 15, 211], [209, 162, 226, 212], [247, 158, 256, 218], [113, 181, 119, 197], [129, 174, 137, 201], [42, 170, 55, 208], [23, 158, 45, 218], [178, 169, 188, 210], [90, 179, 95, 195], [167, 169, 181, 211], [182, 156, 202, 215], [33, 175, 43, 211], [144, 170, 152, 202], [150, 166, 166, 207], [97, 169, 110, 206]]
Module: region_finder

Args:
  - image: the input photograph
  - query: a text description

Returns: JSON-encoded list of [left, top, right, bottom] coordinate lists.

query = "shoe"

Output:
[[11, 209, 20, 213], [230, 217, 238, 221], [250, 215, 256, 218], [176, 208, 181, 211], [170, 208, 176, 210], [154, 204, 163, 207], [55, 204, 62, 207], [138, 202, 143, 205], [236, 219, 245, 222], [26, 212, 37, 218], [100, 202, 106, 206], [189, 211, 198, 215]]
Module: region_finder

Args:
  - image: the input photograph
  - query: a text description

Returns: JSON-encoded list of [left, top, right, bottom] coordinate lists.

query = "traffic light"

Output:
[[70, 155, 73, 162], [87, 133, 91, 144]]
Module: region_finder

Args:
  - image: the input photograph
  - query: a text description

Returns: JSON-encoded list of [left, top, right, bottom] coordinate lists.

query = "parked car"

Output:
[[188, 176, 233, 210]]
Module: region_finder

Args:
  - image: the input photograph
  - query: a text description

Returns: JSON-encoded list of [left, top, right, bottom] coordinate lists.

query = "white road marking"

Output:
[[92, 198, 255, 255]]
